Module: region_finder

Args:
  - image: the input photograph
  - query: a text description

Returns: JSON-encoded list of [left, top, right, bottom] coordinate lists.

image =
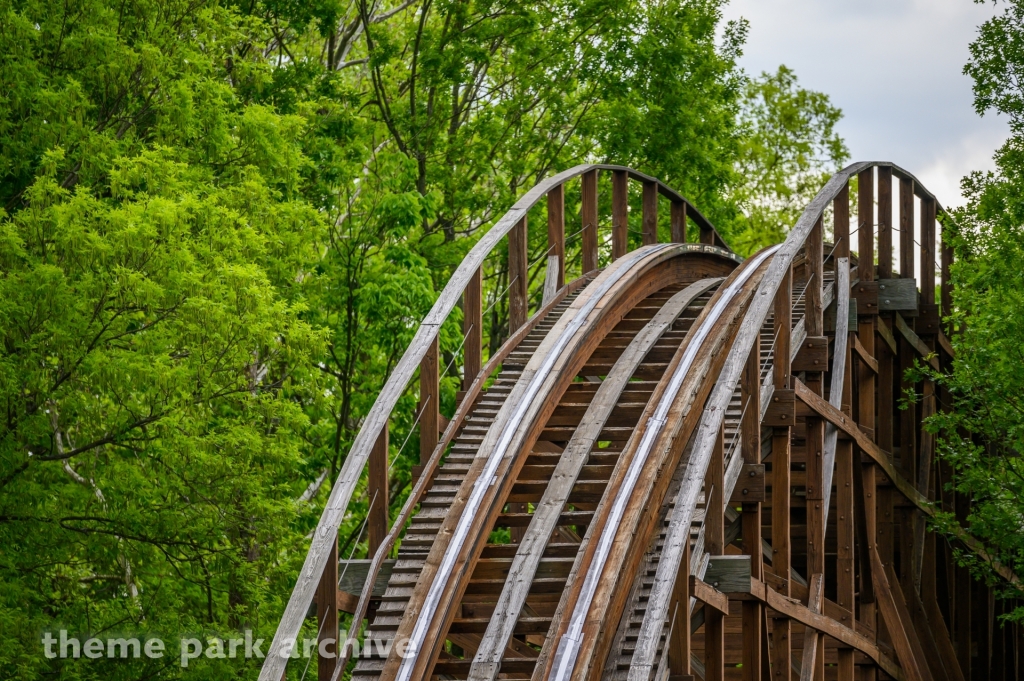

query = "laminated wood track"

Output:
[[261, 163, 1024, 681]]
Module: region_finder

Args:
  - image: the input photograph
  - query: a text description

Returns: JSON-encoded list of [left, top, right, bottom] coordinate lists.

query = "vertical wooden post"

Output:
[[699, 224, 715, 245], [742, 344, 763, 681], [669, 540, 691, 677], [771, 267, 792, 681], [877, 167, 893, 279], [509, 215, 529, 333], [367, 425, 389, 554], [705, 423, 725, 681], [859, 167, 875, 283], [807, 217, 824, 337], [671, 200, 687, 243], [806, 216, 825, 681], [857, 168, 883, 659], [317, 535, 339, 681], [612, 170, 628, 260], [858, 461, 878, 681], [419, 336, 439, 468], [642, 180, 658, 245], [508, 215, 529, 541], [581, 169, 599, 273], [900, 178, 915, 283], [940, 219, 953, 324], [548, 184, 565, 290], [463, 268, 482, 393], [921, 198, 937, 307], [834, 183, 856, 681]]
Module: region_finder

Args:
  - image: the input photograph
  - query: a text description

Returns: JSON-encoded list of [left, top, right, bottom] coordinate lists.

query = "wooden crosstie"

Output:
[[260, 163, 1023, 681]]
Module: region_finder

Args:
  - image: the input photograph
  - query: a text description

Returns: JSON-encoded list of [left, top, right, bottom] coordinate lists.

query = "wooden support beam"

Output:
[[900, 177, 915, 279], [463, 267, 482, 392], [642, 180, 658, 245], [794, 379, 927, 511], [671, 200, 687, 244], [547, 184, 565, 290], [797, 574, 824, 681], [878, 166, 893, 279], [940, 219, 953, 323], [612, 170, 628, 260], [771, 266, 792, 681], [869, 546, 932, 681], [669, 540, 691, 677], [419, 336, 439, 467], [859, 167, 875, 282], [690, 576, 729, 617], [705, 424, 725, 681], [316, 536, 339, 681], [509, 215, 529, 333], [808, 217, 824, 336], [737, 577, 904, 680], [581, 169, 599, 273], [853, 333, 878, 374], [836, 333, 856, 681], [876, 316, 898, 356], [895, 313, 940, 371], [742, 344, 763, 681], [367, 425, 389, 554], [921, 197, 936, 307]]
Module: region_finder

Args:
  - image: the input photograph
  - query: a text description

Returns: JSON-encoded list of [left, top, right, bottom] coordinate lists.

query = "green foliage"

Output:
[[730, 66, 849, 255], [0, 0, 850, 677], [920, 0, 1024, 620]]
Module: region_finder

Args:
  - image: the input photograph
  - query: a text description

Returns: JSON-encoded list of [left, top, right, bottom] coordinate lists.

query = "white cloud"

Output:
[[722, 0, 1010, 208]]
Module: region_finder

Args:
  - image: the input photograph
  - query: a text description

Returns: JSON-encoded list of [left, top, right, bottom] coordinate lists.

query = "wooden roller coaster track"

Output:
[[261, 163, 1024, 681]]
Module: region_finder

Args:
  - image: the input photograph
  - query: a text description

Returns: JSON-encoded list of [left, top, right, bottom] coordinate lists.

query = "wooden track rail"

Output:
[[261, 163, 1024, 681]]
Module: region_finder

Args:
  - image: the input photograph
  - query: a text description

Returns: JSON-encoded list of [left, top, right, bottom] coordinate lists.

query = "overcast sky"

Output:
[[721, 0, 1009, 209]]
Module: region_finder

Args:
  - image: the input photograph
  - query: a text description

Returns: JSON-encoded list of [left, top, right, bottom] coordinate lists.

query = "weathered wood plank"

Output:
[[876, 315, 898, 355], [612, 170, 628, 260], [581, 169, 599, 273], [547, 185, 565, 290], [797, 574, 824, 681], [671, 200, 687, 244], [368, 426, 389, 554], [738, 577, 904, 681], [900, 176, 915, 278], [691, 576, 729, 616], [878, 166, 893, 278], [920, 197, 936, 307], [643, 180, 658, 245], [317, 537, 339, 681], [467, 278, 722, 681], [463, 267, 482, 392], [509, 215, 529, 333], [420, 336, 439, 466], [853, 332, 878, 374], [895, 313, 940, 371], [869, 546, 930, 681], [859, 167, 874, 283]]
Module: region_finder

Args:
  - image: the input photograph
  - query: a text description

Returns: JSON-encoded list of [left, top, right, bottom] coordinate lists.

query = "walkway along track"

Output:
[[261, 163, 1024, 681]]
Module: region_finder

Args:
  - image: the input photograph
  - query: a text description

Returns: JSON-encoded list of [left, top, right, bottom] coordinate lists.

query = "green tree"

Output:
[[920, 0, 1024, 619], [0, 1, 325, 678], [729, 65, 848, 255]]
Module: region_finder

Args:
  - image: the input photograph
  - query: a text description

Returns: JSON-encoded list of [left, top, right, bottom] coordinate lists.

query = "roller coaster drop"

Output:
[[261, 163, 1022, 681]]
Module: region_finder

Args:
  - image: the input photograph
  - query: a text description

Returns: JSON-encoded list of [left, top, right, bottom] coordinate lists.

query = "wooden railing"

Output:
[[257, 164, 731, 681]]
